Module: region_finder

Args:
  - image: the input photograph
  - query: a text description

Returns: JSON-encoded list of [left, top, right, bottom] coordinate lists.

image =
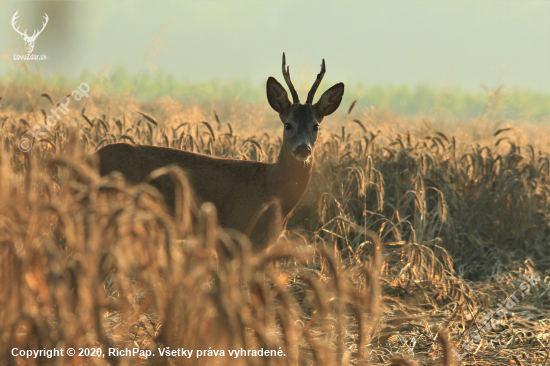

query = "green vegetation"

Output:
[[2, 67, 548, 121]]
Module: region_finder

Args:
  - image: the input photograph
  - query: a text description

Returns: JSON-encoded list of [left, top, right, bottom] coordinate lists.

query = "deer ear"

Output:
[[266, 77, 291, 117], [313, 82, 344, 120]]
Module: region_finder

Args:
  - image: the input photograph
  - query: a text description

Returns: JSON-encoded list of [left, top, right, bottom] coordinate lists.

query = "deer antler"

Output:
[[306, 59, 326, 104], [11, 11, 28, 38], [282, 53, 300, 104], [30, 13, 49, 40]]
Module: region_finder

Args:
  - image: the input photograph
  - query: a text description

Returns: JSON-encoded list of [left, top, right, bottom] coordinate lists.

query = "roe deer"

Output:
[[96, 53, 344, 247]]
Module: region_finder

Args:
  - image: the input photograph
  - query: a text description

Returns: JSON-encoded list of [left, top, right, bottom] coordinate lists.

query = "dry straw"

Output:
[[0, 82, 549, 365]]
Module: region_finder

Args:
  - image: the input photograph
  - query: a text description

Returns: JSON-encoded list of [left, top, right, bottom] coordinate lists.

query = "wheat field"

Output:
[[0, 79, 549, 366]]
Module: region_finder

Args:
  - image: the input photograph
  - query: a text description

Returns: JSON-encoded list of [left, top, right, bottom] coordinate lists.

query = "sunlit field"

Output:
[[1, 74, 549, 365]]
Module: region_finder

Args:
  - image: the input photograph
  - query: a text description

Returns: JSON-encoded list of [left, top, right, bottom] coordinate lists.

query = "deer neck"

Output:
[[268, 145, 313, 217]]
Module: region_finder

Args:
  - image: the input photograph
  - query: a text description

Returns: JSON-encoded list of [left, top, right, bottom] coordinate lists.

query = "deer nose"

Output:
[[294, 144, 311, 158]]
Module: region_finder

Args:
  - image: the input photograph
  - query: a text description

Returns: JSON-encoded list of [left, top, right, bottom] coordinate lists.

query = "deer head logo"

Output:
[[11, 11, 49, 54]]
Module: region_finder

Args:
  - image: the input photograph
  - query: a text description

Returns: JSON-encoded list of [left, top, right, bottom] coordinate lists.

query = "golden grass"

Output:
[[0, 82, 549, 365]]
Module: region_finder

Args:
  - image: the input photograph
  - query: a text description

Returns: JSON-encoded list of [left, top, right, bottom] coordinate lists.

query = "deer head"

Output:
[[267, 53, 344, 163], [11, 11, 49, 54]]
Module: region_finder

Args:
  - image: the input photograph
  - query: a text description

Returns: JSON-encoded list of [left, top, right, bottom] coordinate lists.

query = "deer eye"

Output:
[[313, 124, 319, 132], [285, 123, 292, 131]]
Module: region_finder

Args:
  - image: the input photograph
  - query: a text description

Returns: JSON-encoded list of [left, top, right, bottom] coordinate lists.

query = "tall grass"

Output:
[[0, 78, 549, 365]]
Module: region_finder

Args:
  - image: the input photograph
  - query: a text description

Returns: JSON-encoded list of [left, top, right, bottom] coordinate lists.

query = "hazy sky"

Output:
[[1, 0, 549, 92]]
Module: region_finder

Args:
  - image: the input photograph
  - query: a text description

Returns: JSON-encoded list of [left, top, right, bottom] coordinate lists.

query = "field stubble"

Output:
[[0, 82, 549, 365]]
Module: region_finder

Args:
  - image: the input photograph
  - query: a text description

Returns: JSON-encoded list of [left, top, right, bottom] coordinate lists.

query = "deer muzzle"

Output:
[[293, 144, 312, 162]]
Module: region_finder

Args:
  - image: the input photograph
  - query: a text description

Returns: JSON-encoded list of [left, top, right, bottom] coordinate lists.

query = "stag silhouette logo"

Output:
[[11, 11, 49, 54]]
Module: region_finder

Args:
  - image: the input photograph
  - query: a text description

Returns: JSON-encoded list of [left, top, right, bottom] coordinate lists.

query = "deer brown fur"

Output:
[[96, 53, 344, 248]]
